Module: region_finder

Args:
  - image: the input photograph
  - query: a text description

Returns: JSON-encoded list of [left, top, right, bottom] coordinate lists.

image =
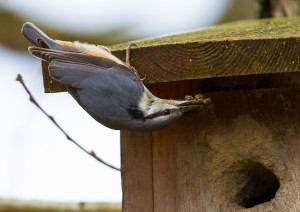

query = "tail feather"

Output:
[[21, 22, 125, 65], [21, 22, 62, 49]]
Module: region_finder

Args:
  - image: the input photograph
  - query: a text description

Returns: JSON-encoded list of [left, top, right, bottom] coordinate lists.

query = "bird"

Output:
[[21, 22, 212, 131]]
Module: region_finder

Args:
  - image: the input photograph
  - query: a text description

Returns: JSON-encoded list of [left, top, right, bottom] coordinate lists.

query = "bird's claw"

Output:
[[125, 43, 145, 81], [126, 43, 138, 65]]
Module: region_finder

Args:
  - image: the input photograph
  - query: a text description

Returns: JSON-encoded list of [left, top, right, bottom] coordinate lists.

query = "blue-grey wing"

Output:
[[29, 47, 144, 129]]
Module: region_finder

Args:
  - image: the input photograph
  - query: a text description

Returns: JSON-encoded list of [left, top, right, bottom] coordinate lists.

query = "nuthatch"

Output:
[[21, 22, 211, 131]]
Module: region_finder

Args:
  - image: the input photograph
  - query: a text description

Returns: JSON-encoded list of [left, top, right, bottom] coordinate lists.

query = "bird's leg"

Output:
[[126, 43, 146, 81]]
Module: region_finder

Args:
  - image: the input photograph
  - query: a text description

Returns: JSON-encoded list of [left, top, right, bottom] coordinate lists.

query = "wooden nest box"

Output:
[[43, 17, 300, 211]]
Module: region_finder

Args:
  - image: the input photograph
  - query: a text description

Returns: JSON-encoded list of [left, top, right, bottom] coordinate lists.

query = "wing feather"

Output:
[[29, 47, 116, 68], [28, 46, 138, 88], [49, 62, 100, 88]]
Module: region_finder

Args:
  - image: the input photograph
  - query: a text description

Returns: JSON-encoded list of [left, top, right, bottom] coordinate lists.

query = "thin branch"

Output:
[[16, 74, 120, 171]]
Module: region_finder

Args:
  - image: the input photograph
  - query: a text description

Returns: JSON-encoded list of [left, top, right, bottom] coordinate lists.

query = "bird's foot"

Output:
[[126, 43, 137, 65], [126, 43, 146, 81]]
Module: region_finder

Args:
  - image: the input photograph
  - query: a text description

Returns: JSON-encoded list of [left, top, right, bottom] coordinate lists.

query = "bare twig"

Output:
[[16, 74, 120, 171]]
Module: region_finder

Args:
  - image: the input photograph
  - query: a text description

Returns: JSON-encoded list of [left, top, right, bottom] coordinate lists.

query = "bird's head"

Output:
[[132, 88, 211, 131]]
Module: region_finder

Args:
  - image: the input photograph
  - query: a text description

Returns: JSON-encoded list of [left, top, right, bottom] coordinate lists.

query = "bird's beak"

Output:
[[178, 104, 205, 113], [177, 100, 213, 113]]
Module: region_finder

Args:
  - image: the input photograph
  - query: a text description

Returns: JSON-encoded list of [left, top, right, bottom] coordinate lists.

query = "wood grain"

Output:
[[152, 128, 177, 212], [42, 17, 300, 92], [121, 131, 153, 212]]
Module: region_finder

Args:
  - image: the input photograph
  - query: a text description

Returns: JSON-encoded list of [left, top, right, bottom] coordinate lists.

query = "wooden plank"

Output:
[[152, 128, 177, 212], [42, 17, 300, 92], [120, 80, 202, 212], [120, 131, 153, 212], [148, 80, 205, 212], [175, 123, 208, 212]]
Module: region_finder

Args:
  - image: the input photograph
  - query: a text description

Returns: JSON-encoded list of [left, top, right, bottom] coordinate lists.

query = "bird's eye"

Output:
[[163, 109, 170, 115]]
